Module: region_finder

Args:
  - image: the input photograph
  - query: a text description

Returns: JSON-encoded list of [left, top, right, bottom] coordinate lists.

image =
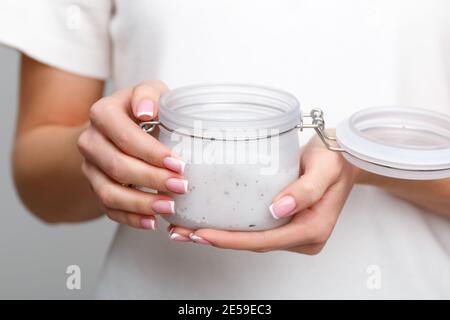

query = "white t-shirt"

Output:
[[1, 0, 449, 299]]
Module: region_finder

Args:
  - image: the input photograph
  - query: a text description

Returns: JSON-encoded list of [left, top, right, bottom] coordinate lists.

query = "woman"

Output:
[[0, 0, 449, 299]]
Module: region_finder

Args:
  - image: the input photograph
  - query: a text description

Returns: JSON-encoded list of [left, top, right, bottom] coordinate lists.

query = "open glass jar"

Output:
[[141, 83, 450, 231]]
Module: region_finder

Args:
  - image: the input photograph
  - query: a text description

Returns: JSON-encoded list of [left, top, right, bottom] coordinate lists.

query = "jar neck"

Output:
[[159, 83, 301, 140]]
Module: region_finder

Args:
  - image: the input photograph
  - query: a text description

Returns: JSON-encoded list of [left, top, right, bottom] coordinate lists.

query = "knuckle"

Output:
[[77, 132, 89, 154], [133, 196, 153, 215], [114, 131, 131, 153], [125, 214, 139, 228], [89, 100, 106, 124], [146, 171, 167, 190], [145, 150, 158, 165], [301, 180, 314, 192], [98, 185, 114, 207], [135, 82, 160, 99], [329, 163, 343, 180], [301, 181, 316, 198], [77, 129, 95, 155], [143, 197, 155, 214], [89, 97, 119, 124], [106, 210, 118, 222], [108, 155, 126, 183]]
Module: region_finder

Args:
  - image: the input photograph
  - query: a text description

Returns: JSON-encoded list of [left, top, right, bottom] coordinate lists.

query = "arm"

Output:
[[14, 55, 105, 222], [357, 172, 450, 217]]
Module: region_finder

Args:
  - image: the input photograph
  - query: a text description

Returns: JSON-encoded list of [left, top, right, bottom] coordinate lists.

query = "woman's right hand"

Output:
[[77, 80, 187, 230]]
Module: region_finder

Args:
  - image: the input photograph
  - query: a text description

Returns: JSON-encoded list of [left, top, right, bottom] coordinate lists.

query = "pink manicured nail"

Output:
[[269, 196, 296, 219], [189, 233, 211, 245], [152, 200, 175, 214], [141, 218, 156, 230], [136, 99, 154, 120], [163, 157, 186, 174], [166, 178, 188, 194], [169, 232, 191, 242]]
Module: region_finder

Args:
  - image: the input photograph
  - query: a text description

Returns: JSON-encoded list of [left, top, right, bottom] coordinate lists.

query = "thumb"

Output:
[[269, 169, 334, 220], [131, 80, 168, 121]]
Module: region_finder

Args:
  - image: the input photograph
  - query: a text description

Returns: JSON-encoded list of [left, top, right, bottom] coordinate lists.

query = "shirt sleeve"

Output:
[[0, 0, 112, 80]]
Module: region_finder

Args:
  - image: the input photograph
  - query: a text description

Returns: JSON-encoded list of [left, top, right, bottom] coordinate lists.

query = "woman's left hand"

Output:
[[169, 132, 360, 254]]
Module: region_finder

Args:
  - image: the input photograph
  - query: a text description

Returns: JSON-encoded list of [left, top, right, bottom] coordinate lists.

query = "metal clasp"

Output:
[[139, 108, 345, 152], [297, 108, 345, 152], [139, 121, 160, 134]]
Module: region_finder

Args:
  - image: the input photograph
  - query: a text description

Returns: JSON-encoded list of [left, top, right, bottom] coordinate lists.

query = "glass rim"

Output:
[[159, 83, 301, 134]]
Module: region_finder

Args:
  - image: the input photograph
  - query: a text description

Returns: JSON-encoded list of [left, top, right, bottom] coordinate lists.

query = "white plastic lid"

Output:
[[336, 107, 450, 180]]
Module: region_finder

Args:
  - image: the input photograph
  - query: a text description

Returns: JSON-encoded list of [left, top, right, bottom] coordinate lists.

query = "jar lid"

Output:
[[336, 106, 450, 180]]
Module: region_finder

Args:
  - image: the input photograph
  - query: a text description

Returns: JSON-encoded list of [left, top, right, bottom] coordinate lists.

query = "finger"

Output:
[[167, 225, 193, 242], [187, 213, 315, 251], [131, 80, 168, 121], [186, 222, 305, 251], [268, 151, 342, 220], [79, 127, 187, 193], [107, 209, 157, 230], [190, 190, 343, 251], [187, 163, 352, 251], [88, 91, 174, 169], [82, 161, 176, 215], [193, 176, 351, 251]]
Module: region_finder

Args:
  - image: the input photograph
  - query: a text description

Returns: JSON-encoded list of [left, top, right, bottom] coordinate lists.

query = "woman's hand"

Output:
[[169, 132, 360, 254], [78, 80, 188, 230]]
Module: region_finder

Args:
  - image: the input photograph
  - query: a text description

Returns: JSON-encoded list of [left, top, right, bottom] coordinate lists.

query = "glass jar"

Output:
[[153, 84, 301, 231]]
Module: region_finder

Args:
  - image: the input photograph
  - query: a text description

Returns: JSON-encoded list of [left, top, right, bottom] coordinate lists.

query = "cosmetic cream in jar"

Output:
[[141, 84, 450, 231], [144, 84, 301, 231]]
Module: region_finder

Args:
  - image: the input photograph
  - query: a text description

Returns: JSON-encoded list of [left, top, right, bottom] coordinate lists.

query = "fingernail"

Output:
[[141, 218, 156, 230], [189, 233, 211, 245], [163, 157, 186, 174], [169, 232, 191, 242], [166, 178, 189, 194], [152, 200, 175, 214], [136, 99, 154, 120], [269, 195, 296, 219]]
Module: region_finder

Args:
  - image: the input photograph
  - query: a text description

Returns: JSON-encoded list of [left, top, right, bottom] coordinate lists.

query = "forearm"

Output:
[[13, 123, 104, 223], [356, 170, 450, 217]]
